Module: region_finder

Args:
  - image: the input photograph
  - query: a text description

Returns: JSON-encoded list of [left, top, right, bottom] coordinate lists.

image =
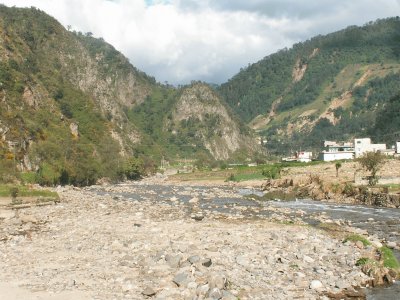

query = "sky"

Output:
[[2, 0, 400, 84]]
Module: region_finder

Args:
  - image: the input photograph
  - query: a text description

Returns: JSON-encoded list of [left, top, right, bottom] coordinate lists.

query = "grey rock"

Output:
[[221, 290, 237, 300], [208, 287, 223, 299], [309, 280, 323, 290], [209, 273, 226, 290], [236, 255, 250, 266], [335, 280, 349, 289], [188, 255, 201, 264], [165, 254, 182, 268], [142, 286, 156, 296], [196, 284, 210, 296], [191, 213, 205, 221], [303, 255, 315, 263], [173, 272, 189, 287], [202, 258, 212, 267]]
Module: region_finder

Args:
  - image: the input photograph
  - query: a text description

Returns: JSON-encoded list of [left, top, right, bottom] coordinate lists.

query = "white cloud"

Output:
[[1, 0, 399, 84]]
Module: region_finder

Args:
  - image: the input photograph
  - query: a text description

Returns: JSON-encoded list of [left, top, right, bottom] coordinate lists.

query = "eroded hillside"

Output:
[[219, 18, 400, 154]]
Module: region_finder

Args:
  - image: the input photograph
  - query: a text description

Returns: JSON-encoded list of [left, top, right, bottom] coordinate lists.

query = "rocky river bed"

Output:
[[0, 180, 399, 300]]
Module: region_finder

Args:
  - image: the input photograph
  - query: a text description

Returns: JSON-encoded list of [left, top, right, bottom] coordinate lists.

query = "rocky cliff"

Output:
[[169, 83, 259, 160]]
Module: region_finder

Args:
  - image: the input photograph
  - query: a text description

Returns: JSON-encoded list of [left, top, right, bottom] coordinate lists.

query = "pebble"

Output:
[[310, 280, 323, 290]]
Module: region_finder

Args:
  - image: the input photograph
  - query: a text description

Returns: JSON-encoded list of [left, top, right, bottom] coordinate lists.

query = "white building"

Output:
[[282, 151, 312, 162], [297, 151, 313, 162], [354, 138, 386, 158], [396, 142, 400, 154], [319, 141, 354, 161]]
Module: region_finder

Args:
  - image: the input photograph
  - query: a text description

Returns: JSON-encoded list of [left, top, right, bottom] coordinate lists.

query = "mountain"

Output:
[[0, 5, 259, 185], [219, 17, 400, 155]]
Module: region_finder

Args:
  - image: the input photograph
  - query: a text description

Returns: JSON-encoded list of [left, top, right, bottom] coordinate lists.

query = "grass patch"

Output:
[[343, 234, 371, 246], [355, 257, 377, 267], [0, 184, 59, 199], [246, 190, 296, 201], [380, 246, 400, 269], [227, 173, 267, 182]]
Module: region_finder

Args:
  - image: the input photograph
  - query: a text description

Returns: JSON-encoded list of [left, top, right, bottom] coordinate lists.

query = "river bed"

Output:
[[91, 182, 400, 299]]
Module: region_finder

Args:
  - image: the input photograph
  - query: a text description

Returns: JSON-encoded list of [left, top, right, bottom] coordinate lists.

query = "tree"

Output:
[[335, 162, 342, 177], [357, 151, 386, 186]]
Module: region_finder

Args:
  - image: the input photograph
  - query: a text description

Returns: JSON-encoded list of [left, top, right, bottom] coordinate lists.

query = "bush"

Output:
[[343, 182, 357, 196], [9, 187, 19, 199], [261, 165, 282, 179], [357, 151, 386, 186], [121, 157, 145, 180], [226, 173, 236, 181]]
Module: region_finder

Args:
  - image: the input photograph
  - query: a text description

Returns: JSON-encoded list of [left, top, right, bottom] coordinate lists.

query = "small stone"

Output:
[[196, 284, 210, 296], [310, 280, 323, 290], [371, 240, 383, 248], [209, 273, 226, 290], [303, 255, 315, 263], [387, 241, 397, 249], [121, 283, 134, 292], [142, 286, 156, 296], [335, 280, 349, 289], [173, 273, 189, 287], [19, 214, 38, 224], [166, 254, 182, 268], [355, 240, 364, 249], [191, 213, 204, 221], [201, 258, 212, 267], [188, 255, 201, 264], [236, 255, 250, 266], [221, 290, 237, 300], [66, 279, 76, 287], [187, 281, 198, 290], [208, 287, 223, 299]]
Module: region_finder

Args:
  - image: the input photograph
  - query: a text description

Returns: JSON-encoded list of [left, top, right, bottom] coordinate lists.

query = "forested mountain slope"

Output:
[[0, 5, 259, 185], [219, 17, 400, 155]]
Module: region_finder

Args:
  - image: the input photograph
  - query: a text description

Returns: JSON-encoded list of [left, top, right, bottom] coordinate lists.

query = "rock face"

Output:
[[170, 83, 261, 160], [0, 183, 373, 300]]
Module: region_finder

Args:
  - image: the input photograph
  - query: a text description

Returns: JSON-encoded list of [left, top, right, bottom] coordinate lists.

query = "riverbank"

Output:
[[167, 159, 400, 207], [0, 184, 382, 299]]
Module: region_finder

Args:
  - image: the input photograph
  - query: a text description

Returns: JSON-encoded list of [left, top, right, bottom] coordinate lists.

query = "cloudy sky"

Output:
[[2, 0, 400, 84]]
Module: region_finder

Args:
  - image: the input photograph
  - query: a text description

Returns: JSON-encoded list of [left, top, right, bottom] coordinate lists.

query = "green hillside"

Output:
[[219, 17, 400, 155], [0, 5, 259, 185]]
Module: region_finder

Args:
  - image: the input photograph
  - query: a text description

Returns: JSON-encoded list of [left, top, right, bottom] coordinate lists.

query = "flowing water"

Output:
[[92, 183, 400, 299]]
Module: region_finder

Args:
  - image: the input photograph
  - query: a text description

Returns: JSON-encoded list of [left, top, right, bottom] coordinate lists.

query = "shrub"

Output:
[[9, 187, 19, 199], [357, 151, 386, 186], [226, 173, 236, 181], [343, 183, 356, 196], [261, 165, 282, 179]]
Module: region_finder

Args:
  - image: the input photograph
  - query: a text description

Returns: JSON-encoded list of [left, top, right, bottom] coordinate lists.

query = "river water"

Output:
[[92, 183, 400, 299]]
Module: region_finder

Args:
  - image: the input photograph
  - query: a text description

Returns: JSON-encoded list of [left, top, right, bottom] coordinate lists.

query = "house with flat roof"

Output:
[[319, 141, 354, 161], [354, 138, 386, 158]]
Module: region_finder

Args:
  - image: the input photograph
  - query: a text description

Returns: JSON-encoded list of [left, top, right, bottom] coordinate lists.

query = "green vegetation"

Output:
[[0, 184, 59, 199], [380, 246, 400, 269], [343, 234, 371, 246], [355, 257, 377, 267], [219, 17, 400, 155], [357, 151, 386, 186]]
